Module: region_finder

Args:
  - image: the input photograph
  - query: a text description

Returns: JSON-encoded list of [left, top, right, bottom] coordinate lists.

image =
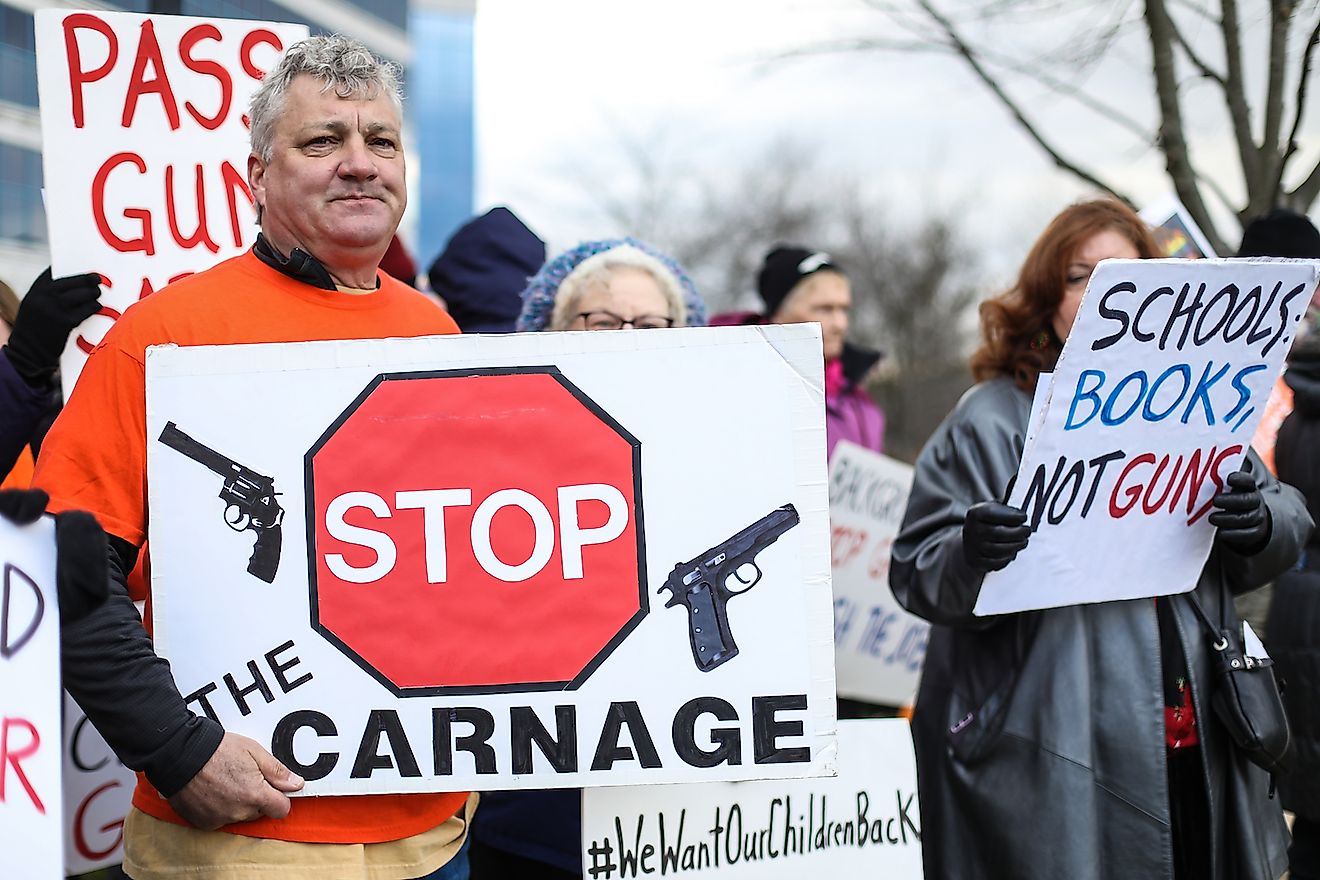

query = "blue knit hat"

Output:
[[516, 237, 708, 332]]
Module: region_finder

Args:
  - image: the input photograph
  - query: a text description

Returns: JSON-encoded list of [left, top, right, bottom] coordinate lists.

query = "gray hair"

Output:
[[550, 245, 688, 331], [249, 35, 403, 163]]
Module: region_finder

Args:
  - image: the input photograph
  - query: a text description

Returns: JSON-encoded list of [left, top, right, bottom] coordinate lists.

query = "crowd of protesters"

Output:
[[2, 31, 1319, 880]]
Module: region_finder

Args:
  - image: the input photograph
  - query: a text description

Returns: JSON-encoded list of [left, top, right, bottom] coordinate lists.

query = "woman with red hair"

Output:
[[890, 199, 1310, 880]]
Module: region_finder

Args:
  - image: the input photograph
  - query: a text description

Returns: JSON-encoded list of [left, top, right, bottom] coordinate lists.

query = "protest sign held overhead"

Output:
[[146, 325, 837, 795], [976, 258, 1320, 616], [580, 719, 922, 880], [0, 516, 60, 878], [35, 9, 308, 391], [828, 443, 927, 706]]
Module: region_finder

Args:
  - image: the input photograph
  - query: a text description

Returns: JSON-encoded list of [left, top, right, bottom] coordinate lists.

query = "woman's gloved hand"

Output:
[[0, 488, 109, 624], [962, 501, 1032, 572], [1210, 470, 1271, 555], [4, 268, 103, 386]]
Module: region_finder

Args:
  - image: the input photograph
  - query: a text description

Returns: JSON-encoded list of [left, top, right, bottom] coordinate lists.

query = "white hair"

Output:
[[249, 35, 402, 164], [550, 245, 688, 331]]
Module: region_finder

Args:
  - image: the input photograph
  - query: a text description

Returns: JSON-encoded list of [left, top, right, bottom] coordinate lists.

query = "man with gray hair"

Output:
[[35, 35, 471, 879]]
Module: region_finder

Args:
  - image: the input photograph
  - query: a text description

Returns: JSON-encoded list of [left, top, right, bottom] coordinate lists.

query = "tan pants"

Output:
[[123, 793, 477, 880]]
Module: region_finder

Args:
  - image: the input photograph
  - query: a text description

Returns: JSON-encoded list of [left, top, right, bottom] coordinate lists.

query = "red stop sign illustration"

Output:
[[306, 367, 646, 695]]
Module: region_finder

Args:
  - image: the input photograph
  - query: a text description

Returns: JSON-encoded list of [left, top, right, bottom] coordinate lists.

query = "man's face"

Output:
[[248, 74, 405, 263], [771, 271, 851, 361]]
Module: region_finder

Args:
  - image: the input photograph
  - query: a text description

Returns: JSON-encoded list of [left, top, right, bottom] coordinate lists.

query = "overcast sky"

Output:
[[470, 0, 1316, 289]]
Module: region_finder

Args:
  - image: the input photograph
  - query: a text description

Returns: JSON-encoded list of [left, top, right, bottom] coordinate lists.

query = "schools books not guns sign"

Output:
[[146, 325, 838, 795], [977, 258, 1319, 615]]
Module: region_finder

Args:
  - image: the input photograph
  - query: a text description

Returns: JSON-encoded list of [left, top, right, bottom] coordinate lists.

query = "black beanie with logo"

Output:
[[757, 246, 840, 318]]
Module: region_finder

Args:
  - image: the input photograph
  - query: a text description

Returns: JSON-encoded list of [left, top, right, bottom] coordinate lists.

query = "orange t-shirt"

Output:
[[34, 250, 468, 844]]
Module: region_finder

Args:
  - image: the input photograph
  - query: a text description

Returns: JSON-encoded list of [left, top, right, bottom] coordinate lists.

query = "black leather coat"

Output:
[[890, 377, 1311, 880]]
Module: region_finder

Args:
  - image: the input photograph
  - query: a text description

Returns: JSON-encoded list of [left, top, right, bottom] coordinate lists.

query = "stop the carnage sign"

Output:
[[309, 368, 645, 694], [146, 326, 836, 794]]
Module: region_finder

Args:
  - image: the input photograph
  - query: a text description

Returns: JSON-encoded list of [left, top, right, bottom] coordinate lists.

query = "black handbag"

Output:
[[1186, 590, 1291, 774]]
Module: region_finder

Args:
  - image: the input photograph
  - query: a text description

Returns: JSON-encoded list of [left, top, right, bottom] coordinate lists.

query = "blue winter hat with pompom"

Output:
[[516, 237, 708, 332]]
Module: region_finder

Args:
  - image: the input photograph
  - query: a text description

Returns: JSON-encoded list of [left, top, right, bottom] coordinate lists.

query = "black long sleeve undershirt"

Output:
[[60, 536, 223, 798]]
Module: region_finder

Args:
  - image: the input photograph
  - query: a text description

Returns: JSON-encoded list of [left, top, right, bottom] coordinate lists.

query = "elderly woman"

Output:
[[468, 237, 706, 880], [516, 237, 703, 333], [890, 199, 1310, 880]]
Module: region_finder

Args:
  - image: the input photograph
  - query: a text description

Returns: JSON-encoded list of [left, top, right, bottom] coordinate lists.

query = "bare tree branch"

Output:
[[912, 0, 1135, 202], [1253, 0, 1293, 217], [1165, 10, 1227, 83], [1282, 12, 1320, 207], [1218, 0, 1264, 192]]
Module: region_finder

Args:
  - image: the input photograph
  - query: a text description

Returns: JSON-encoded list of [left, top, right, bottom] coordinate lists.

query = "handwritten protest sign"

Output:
[[976, 258, 1319, 615], [35, 9, 308, 391], [63, 692, 136, 874], [146, 325, 837, 795], [580, 719, 922, 880], [828, 443, 927, 706], [0, 517, 60, 878], [1140, 195, 1217, 259]]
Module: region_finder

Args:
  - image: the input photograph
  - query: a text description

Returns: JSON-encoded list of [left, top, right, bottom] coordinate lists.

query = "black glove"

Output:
[[1210, 470, 1271, 555], [4, 268, 102, 386], [962, 501, 1032, 572], [0, 488, 109, 624]]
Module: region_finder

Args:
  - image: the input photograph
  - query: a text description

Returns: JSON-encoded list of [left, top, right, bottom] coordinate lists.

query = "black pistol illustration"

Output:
[[659, 504, 800, 672], [158, 421, 283, 583]]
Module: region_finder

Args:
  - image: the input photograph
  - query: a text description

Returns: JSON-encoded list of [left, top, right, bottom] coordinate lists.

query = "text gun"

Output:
[[659, 504, 800, 672], [158, 421, 284, 583]]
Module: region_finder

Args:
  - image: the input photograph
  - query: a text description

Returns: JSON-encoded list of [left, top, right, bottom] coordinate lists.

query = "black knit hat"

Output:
[[427, 207, 545, 333], [757, 245, 840, 318], [1238, 208, 1320, 258]]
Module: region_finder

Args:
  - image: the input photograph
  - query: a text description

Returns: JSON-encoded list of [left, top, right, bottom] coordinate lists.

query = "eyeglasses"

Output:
[[574, 310, 674, 331]]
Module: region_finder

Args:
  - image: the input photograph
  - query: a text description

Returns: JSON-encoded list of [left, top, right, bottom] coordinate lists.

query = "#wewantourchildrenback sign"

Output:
[[35, 10, 309, 391], [146, 325, 837, 795], [976, 259, 1319, 616], [828, 443, 927, 706], [580, 719, 922, 880], [0, 517, 60, 878]]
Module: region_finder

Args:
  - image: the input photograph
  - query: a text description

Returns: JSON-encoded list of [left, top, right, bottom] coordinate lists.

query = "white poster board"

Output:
[[977, 258, 1319, 615], [62, 692, 136, 875], [580, 718, 922, 879], [35, 9, 308, 391], [0, 517, 61, 878], [828, 443, 927, 706], [146, 325, 837, 795]]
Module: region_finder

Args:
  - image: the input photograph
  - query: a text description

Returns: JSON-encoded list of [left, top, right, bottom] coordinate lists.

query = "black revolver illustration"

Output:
[[158, 421, 283, 583], [659, 504, 800, 672]]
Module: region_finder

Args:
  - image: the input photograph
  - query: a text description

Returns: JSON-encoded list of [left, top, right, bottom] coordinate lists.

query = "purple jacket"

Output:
[[0, 348, 49, 476], [709, 311, 885, 458]]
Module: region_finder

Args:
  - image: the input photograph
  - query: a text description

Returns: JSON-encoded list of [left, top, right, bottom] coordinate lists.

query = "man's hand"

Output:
[[962, 502, 1032, 573], [1210, 470, 1272, 555], [4, 268, 102, 385], [0, 488, 109, 624], [168, 732, 304, 830]]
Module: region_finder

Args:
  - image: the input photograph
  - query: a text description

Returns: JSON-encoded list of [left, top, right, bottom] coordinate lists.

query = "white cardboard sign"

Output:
[[0, 517, 61, 878], [580, 718, 922, 880], [62, 692, 136, 874], [35, 9, 308, 391], [145, 325, 838, 795], [977, 258, 1319, 615], [828, 443, 927, 706]]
